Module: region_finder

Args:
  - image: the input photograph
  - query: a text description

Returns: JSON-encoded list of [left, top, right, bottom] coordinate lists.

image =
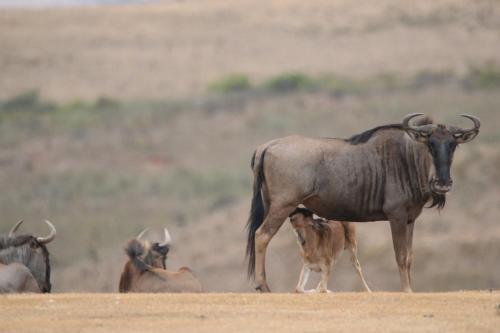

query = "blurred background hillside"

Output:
[[0, 0, 499, 292]]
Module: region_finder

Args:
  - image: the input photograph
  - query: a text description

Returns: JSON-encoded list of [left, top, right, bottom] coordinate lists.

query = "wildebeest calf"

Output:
[[289, 208, 371, 293], [119, 228, 202, 293]]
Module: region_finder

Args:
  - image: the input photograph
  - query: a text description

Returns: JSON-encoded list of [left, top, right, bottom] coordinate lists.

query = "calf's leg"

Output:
[[347, 244, 372, 292], [295, 264, 311, 293], [315, 262, 332, 293]]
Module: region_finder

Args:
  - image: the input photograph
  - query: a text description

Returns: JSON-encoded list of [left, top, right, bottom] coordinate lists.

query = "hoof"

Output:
[[255, 284, 271, 293], [316, 289, 331, 293]]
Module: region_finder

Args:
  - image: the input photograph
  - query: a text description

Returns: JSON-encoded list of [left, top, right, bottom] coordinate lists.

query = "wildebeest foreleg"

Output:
[[406, 221, 415, 286], [390, 219, 413, 292]]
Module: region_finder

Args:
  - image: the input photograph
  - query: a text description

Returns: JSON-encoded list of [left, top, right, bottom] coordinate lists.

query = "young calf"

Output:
[[289, 208, 371, 293]]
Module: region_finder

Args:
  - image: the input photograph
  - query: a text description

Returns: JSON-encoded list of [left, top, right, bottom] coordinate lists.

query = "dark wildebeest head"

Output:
[[119, 227, 178, 293], [125, 228, 171, 273], [0, 220, 56, 293], [402, 113, 480, 194]]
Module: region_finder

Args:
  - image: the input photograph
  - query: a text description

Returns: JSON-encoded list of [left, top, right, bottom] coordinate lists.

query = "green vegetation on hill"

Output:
[[206, 64, 500, 96]]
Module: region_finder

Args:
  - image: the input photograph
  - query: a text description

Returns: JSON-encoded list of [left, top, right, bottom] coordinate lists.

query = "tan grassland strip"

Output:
[[0, 292, 499, 333]]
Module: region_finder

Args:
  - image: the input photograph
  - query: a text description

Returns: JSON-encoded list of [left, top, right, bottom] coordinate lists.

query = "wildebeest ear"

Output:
[[404, 128, 429, 143], [454, 130, 478, 144]]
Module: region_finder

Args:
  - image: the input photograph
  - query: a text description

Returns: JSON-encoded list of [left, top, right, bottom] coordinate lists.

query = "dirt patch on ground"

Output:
[[1, 292, 499, 333]]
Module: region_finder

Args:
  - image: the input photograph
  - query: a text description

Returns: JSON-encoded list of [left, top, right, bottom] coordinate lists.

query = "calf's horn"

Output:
[[37, 220, 56, 244]]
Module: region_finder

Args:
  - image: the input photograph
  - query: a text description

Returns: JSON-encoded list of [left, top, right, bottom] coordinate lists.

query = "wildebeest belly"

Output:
[[303, 193, 387, 222]]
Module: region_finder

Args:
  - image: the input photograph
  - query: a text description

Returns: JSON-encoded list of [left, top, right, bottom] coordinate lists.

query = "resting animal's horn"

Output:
[[37, 220, 56, 244], [159, 228, 171, 247], [136, 228, 149, 240], [402, 113, 424, 129], [459, 114, 480, 132], [8, 220, 24, 238]]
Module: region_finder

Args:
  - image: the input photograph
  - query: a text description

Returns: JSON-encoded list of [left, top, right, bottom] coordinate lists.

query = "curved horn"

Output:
[[37, 220, 56, 244], [460, 114, 481, 132], [159, 228, 171, 247], [402, 113, 424, 129], [8, 220, 24, 238], [136, 227, 149, 240]]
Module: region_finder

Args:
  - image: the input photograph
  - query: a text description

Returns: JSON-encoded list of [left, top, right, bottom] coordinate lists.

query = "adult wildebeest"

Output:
[[289, 207, 371, 293], [0, 220, 56, 293], [246, 113, 480, 292], [119, 228, 202, 293]]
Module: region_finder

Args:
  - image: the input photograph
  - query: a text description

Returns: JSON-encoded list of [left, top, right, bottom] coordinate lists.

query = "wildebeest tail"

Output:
[[125, 239, 149, 273], [246, 149, 267, 279]]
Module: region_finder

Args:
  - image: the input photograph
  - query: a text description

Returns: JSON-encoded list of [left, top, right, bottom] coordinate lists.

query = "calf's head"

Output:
[[289, 207, 315, 229], [403, 113, 480, 194], [126, 228, 171, 270]]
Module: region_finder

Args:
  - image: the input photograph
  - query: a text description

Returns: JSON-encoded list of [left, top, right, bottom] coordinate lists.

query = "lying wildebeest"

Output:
[[0, 220, 56, 293], [289, 207, 371, 293], [119, 228, 202, 293], [246, 113, 480, 292]]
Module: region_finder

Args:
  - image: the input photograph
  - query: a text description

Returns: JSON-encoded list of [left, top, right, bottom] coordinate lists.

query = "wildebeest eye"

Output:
[[453, 132, 463, 139]]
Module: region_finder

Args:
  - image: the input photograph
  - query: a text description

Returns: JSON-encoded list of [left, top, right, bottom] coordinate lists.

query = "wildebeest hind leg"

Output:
[[255, 203, 296, 292]]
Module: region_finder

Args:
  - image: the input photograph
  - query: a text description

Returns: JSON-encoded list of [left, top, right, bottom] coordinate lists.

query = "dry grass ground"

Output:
[[1, 292, 499, 333]]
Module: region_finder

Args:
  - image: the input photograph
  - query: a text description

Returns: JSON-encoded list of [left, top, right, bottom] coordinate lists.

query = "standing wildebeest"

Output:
[[119, 228, 202, 293], [0, 220, 56, 293], [246, 114, 480, 292], [289, 207, 371, 293]]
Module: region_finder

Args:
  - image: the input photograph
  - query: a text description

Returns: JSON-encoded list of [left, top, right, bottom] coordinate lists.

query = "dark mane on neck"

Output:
[[345, 124, 403, 145], [0, 234, 34, 249], [346, 116, 434, 145]]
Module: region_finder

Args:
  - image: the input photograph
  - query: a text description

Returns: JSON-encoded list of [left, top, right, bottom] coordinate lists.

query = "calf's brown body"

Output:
[[290, 208, 371, 293]]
